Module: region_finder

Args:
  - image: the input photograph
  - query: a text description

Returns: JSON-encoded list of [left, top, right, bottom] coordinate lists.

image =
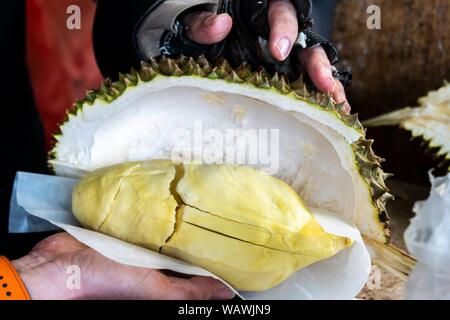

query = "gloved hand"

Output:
[[179, 0, 350, 112]]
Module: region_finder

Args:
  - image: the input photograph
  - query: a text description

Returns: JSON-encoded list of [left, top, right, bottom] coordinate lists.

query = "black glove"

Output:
[[161, 0, 351, 85]]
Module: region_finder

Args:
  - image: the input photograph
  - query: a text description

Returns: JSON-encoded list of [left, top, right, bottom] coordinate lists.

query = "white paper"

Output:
[[10, 171, 371, 300]]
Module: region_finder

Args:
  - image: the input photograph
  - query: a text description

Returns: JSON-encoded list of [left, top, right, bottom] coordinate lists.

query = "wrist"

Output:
[[0, 256, 30, 300], [12, 256, 87, 300]]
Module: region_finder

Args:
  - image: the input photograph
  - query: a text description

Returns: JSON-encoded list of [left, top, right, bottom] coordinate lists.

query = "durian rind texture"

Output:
[[72, 160, 352, 291]]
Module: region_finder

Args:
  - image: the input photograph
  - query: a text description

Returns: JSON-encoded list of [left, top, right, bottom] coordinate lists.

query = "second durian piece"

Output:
[[365, 82, 450, 171]]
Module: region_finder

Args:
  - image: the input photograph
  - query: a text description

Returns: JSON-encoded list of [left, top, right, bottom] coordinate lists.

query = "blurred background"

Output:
[[333, 0, 450, 186]]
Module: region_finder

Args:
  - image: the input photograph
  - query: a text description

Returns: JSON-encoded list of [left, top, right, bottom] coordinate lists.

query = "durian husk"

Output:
[[365, 82, 450, 172], [51, 55, 416, 277]]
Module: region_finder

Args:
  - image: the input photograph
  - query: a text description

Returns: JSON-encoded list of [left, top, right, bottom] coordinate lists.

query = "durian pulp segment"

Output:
[[73, 160, 178, 251], [72, 161, 352, 291], [177, 163, 341, 253], [163, 206, 350, 291]]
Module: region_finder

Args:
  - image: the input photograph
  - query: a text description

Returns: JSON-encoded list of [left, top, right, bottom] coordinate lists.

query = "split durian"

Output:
[[72, 160, 352, 291], [50, 56, 415, 280], [365, 82, 450, 171]]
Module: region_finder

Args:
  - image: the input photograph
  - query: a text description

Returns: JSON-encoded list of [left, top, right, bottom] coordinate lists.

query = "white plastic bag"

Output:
[[404, 173, 450, 300]]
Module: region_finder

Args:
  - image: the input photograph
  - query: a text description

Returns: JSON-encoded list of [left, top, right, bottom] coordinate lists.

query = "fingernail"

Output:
[[213, 286, 235, 300], [276, 38, 291, 60], [204, 14, 217, 26], [344, 102, 351, 113], [327, 76, 336, 92], [204, 13, 226, 26]]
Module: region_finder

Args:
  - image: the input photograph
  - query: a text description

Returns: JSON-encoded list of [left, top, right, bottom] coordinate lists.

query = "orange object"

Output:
[[0, 256, 31, 300]]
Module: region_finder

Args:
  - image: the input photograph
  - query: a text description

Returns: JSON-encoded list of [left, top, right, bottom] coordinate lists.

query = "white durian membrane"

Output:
[[52, 76, 384, 240]]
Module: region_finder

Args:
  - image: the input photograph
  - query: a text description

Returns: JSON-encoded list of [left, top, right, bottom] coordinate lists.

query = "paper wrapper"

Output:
[[9, 172, 371, 299]]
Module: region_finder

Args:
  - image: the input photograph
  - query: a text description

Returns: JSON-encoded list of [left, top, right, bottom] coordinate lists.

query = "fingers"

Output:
[[297, 46, 335, 92], [332, 80, 351, 113], [167, 276, 235, 300], [12, 233, 87, 272], [268, 0, 299, 61], [32, 233, 87, 257], [297, 46, 351, 112], [184, 11, 232, 45]]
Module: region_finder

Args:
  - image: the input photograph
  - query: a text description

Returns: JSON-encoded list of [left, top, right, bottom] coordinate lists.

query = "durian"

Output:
[[365, 82, 450, 171], [73, 160, 352, 291], [50, 56, 415, 280]]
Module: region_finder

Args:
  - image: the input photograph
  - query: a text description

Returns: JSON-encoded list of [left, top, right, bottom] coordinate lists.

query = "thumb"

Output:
[[183, 11, 232, 44]]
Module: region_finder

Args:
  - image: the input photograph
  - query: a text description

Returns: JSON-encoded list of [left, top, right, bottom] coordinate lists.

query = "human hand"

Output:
[[12, 233, 235, 300], [182, 0, 350, 112]]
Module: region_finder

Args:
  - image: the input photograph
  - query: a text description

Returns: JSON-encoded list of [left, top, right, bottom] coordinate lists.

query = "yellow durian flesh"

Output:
[[176, 163, 347, 254], [72, 160, 178, 251], [163, 206, 350, 291], [72, 160, 352, 291]]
